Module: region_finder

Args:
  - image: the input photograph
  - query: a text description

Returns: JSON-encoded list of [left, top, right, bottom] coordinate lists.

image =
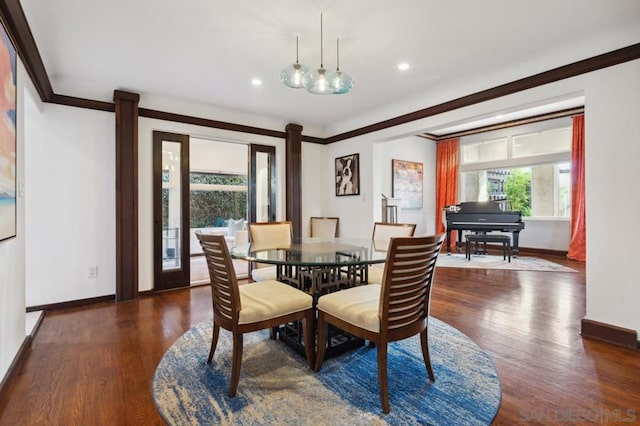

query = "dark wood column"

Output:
[[114, 90, 140, 301], [285, 123, 303, 239]]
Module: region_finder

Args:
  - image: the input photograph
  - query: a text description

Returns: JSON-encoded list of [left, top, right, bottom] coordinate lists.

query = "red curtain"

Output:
[[567, 115, 586, 261], [435, 138, 459, 250]]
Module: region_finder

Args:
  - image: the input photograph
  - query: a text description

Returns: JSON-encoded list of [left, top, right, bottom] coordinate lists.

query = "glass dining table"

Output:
[[231, 237, 389, 357]]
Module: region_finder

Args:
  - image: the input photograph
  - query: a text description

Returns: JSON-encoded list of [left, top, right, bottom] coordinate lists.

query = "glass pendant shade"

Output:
[[280, 36, 309, 89], [332, 71, 354, 94], [332, 38, 354, 94], [280, 62, 310, 89], [302, 67, 337, 94]]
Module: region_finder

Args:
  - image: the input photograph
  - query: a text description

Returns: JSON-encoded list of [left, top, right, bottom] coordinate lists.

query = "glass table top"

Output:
[[230, 237, 388, 267]]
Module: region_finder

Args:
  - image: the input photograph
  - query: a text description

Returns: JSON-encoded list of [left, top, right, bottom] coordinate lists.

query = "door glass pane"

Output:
[[256, 152, 270, 222], [162, 141, 182, 270]]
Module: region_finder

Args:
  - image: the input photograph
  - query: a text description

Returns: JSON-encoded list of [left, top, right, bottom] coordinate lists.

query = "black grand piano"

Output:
[[445, 201, 525, 255]]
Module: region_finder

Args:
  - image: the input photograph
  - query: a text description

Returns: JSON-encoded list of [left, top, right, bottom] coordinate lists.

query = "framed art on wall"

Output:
[[335, 153, 360, 196], [0, 21, 16, 241], [392, 159, 423, 209]]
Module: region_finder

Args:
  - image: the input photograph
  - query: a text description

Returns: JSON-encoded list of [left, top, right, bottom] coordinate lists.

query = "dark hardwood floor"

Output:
[[1, 255, 639, 425]]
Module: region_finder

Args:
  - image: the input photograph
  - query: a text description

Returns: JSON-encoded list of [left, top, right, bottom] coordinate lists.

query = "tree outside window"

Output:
[[504, 168, 532, 215]]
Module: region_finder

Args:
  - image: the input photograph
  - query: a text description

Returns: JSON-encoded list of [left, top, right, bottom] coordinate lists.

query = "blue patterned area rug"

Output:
[[152, 317, 501, 425]]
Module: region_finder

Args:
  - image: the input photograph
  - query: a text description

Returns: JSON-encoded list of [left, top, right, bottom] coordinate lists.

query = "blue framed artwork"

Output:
[[0, 21, 16, 241]]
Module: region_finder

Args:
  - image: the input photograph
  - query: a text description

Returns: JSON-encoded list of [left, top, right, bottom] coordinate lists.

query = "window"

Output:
[[512, 128, 571, 158], [460, 126, 571, 217], [190, 172, 247, 228], [461, 138, 507, 164]]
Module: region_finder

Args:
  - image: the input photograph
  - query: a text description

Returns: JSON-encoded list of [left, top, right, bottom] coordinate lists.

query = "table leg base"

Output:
[[277, 322, 365, 359]]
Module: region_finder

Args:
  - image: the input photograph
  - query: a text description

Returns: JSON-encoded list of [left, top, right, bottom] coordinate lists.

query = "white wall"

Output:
[[138, 117, 285, 292], [190, 138, 247, 174], [323, 138, 376, 238], [520, 218, 570, 251], [24, 91, 115, 306], [0, 60, 26, 382], [376, 136, 437, 237], [304, 134, 438, 239], [583, 60, 640, 335], [301, 142, 330, 236]]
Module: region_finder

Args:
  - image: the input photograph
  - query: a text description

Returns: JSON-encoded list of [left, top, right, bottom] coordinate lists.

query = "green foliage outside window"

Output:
[[190, 190, 247, 228], [162, 188, 169, 227], [504, 169, 532, 216], [161, 173, 248, 229], [190, 173, 247, 186], [190, 172, 248, 228]]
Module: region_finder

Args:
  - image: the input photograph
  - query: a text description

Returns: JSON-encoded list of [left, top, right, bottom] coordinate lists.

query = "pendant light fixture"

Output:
[[331, 38, 354, 94], [280, 36, 309, 89], [280, 10, 354, 95], [301, 13, 337, 94]]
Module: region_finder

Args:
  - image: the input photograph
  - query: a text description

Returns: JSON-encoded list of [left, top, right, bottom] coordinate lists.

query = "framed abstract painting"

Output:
[[392, 159, 423, 209], [0, 21, 16, 241]]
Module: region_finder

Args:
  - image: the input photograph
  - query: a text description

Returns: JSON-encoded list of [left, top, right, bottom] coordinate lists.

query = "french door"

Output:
[[249, 144, 276, 223], [153, 131, 190, 291]]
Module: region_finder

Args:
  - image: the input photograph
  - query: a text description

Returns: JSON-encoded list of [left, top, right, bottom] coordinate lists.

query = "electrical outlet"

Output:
[[88, 266, 98, 278]]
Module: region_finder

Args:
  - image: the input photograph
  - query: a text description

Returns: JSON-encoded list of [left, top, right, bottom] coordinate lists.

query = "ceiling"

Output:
[[18, 0, 640, 137]]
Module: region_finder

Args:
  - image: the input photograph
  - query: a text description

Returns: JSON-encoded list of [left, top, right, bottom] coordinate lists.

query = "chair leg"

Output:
[[208, 322, 220, 364], [303, 309, 315, 370], [229, 332, 243, 397], [420, 329, 435, 382], [377, 343, 390, 414], [313, 311, 328, 372]]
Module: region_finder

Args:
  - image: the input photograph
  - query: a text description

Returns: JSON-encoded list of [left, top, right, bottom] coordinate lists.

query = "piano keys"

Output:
[[445, 201, 525, 255]]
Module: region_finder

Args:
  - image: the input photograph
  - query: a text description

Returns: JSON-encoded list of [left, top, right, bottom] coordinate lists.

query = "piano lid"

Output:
[[455, 201, 505, 213]]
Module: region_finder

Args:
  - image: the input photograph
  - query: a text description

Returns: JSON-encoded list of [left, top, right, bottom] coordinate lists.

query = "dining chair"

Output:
[[247, 221, 293, 282], [196, 232, 314, 397], [314, 234, 445, 414], [367, 222, 417, 284], [310, 216, 339, 238]]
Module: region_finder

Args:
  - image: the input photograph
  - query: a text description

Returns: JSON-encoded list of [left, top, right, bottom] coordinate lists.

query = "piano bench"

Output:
[[465, 234, 511, 262]]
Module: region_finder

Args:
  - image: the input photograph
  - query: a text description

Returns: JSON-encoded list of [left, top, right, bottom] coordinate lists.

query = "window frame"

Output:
[[458, 126, 572, 220]]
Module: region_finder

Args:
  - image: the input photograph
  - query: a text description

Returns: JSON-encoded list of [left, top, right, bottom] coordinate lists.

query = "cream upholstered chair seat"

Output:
[[196, 232, 314, 397], [248, 221, 293, 282], [315, 234, 445, 414], [317, 284, 381, 332], [238, 280, 312, 324]]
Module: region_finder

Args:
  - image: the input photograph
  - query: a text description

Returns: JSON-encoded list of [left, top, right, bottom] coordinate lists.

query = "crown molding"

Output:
[[426, 106, 585, 141]]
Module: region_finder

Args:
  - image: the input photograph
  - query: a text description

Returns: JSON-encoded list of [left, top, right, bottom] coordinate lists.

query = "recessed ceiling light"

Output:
[[397, 62, 411, 71], [251, 78, 263, 86]]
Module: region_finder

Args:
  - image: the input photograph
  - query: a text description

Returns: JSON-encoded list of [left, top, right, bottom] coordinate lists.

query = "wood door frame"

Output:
[[249, 144, 276, 223], [152, 131, 190, 291]]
